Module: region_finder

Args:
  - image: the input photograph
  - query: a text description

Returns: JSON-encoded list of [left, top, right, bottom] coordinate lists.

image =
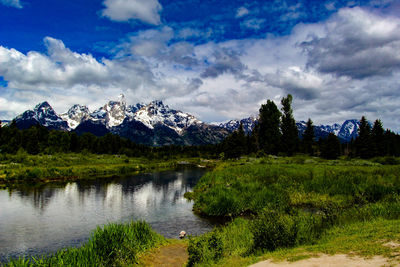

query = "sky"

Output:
[[0, 0, 400, 131]]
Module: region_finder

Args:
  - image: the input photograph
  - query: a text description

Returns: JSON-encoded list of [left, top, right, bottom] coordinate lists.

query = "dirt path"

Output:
[[138, 242, 188, 267], [249, 254, 398, 267]]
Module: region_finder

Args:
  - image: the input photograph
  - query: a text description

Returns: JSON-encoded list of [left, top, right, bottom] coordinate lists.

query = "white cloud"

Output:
[[236, 7, 250, 18], [302, 7, 400, 78], [241, 18, 266, 30], [101, 0, 162, 25], [1, 7, 400, 132], [0, 0, 22, 8]]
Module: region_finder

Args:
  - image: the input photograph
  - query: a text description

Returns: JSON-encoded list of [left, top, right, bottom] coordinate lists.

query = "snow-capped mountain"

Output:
[[296, 120, 360, 142], [9, 96, 362, 145], [337, 119, 360, 141], [60, 104, 90, 129], [59, 95, 201, 135], [89, 94, 127, 128], [133, 100, 201, 134], [15, 101, 68, 130], [10, 96, 229, 146], [217, 117, 256, 134], [221, 118, 360, 143]]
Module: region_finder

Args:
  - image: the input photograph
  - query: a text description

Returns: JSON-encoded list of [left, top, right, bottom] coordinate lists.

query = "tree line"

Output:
[[221, 95, 400, 159], [0, 120, 219, 159]]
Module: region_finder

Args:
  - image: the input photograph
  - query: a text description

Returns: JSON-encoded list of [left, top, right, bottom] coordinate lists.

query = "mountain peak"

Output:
[[16, 101, 68, 130], [34, 101, 52, 111], [60, 104, 90, 129]]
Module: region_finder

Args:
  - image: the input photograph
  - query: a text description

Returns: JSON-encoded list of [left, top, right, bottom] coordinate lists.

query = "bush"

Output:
[[251, 209, 297, 252], [187, 231, 223, 267]]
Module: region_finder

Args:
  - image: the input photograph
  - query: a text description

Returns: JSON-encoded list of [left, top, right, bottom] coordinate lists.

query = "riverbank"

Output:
[[0, 152, 216, 188], [4, 221, 166, 266], [185, 156, 400, 266]]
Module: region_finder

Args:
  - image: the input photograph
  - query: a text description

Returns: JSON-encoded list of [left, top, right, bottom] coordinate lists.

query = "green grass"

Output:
[[0, 152, 215, 188], [4, 221, 165, 267], [190, 157, 400, 217], [186, 156, 400, 266]]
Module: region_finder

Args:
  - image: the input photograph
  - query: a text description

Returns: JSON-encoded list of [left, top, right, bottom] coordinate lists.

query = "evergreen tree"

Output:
[[257, 100, 281, 155], [302, 118, 315, 155], [321, 133, 341, 159], [222, 123, 247, 158], [371, 119, 384, 157], [280, 94, 299, 155], [355, 116, 372, 158]]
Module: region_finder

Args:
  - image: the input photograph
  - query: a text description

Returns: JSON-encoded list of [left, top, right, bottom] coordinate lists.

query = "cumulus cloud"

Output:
[[1, 6, 400, 132], [301, 7, 400, 79], [0, 0, 22, 8], [0, 37, 110, 90], [200, 48, 246, 78], [266, 66, 323, 100], [101, 0, 162, 25]]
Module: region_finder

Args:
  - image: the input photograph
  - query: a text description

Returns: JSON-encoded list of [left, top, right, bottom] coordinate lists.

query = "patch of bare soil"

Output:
[[249, 254, 398, 267], [383, 241, 400, 249], [138, 243, 188, 267]]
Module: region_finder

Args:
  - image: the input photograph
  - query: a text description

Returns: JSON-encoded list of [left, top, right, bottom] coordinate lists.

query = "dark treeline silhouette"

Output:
[[1, 95, 400, 160], [0, 120, 220, 159], [221, 95, 400, 159]]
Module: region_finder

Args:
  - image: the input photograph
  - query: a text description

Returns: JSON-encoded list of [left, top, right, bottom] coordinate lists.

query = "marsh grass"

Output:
[[5, 221, 165, 267], [0, 152, 210, 187], [187, 157, 400, 266]]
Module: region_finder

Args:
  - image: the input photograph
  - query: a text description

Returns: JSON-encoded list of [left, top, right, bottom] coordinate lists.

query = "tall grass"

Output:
[[0, 152, 210, 187], [187, 157, 400, 266], [5, 221, 165, 267]]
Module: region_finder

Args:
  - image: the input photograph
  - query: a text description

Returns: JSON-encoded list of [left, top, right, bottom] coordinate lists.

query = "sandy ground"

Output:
[[138, 243, 188, 267], [249, 254, 398, 267]]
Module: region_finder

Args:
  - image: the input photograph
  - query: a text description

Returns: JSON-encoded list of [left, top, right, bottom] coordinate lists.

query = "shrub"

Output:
[[187, 231, 223, 266], [251, 209, 297, 252]]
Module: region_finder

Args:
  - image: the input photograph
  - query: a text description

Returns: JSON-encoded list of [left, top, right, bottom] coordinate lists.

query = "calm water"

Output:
[[0, 167, 213, 262]]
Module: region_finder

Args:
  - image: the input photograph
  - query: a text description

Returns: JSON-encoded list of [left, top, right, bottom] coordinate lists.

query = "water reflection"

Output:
[[0, 167, 212, 261]]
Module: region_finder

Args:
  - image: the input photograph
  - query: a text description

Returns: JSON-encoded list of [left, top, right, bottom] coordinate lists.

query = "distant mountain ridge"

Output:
[[11, 95, 228, 146], [8, 96, 361, 145], [218, 118, 360, 143]]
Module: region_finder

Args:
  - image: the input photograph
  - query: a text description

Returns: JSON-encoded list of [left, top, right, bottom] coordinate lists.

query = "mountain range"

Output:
[[4, 95, 360, 145]]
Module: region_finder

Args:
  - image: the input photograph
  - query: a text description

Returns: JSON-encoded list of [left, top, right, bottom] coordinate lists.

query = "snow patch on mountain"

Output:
[[15, 101, 68, 130], [60, 104, 90, 129], [133, 100, 201, 134], [217, 117, 256, 134]]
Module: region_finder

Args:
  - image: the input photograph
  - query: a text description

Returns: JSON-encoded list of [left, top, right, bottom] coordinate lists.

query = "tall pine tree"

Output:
[[321, 133, 341, 159], [302, 118, 315, 155], [371, 119, 384, 157], [280, 94, 299, 156], [355, 116, 372, 158], [257, 100, 281, 155]]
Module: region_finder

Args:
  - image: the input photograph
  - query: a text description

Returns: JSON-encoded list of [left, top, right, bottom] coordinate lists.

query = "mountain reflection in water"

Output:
[[0, 167, 213, 262]]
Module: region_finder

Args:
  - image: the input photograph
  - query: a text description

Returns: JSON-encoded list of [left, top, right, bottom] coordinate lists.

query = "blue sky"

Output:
[[0, 0, 400, 131]]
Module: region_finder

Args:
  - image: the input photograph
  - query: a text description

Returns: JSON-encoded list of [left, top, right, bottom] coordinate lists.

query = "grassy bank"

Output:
[[195, 218, 400, 267], [186, 156, 400, 266], [0, 151, 215, 188], [4, 221, 165, 266]]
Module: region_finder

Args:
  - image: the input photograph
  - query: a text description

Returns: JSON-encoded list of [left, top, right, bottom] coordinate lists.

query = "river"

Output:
[[0, 167, 213, 262]]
